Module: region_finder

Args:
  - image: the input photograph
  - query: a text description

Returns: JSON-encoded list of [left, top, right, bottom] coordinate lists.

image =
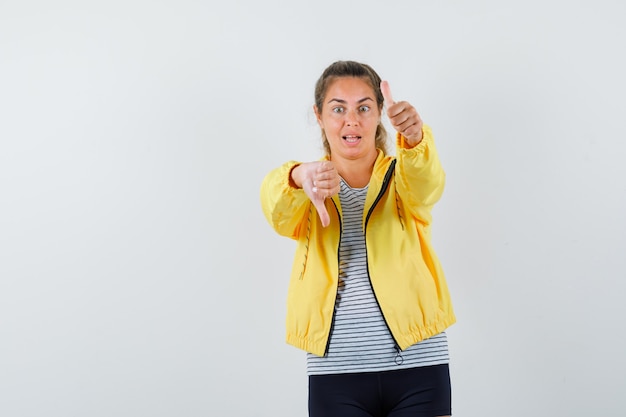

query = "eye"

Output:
[[359, 105, 370, 112], [332, 106, 345, 113]]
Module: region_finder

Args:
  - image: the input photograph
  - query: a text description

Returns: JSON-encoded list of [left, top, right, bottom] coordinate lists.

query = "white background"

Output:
[[1, 1, 625, 416]]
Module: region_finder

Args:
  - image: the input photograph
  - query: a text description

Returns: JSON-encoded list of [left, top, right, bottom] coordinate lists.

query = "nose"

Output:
[[345, 109, 359, 126]]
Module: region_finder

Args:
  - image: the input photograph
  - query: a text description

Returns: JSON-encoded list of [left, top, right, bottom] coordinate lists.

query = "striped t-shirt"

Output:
[[306, 179, 449, 376]]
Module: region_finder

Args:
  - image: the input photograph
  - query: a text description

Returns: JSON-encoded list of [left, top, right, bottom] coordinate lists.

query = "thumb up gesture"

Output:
[[381, 80, 424, 147]]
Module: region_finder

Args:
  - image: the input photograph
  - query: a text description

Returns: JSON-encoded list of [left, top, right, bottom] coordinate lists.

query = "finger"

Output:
[[402, 122, 421, 138], [396, 111, 418, 130], [316, 161, 335, 175], [380, 80, 395, 108], [314, 162, 339, 190], [312, 198, 330, 227]]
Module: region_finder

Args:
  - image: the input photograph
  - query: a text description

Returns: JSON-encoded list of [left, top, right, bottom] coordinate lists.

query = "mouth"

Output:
[[342, 135, 361, 143]]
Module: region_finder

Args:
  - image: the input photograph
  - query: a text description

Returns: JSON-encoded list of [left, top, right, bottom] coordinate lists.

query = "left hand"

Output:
[[381, 80, 423, 146]]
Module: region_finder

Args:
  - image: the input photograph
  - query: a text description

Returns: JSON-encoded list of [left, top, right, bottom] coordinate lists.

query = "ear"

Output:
[[313, 105, 323, 128]]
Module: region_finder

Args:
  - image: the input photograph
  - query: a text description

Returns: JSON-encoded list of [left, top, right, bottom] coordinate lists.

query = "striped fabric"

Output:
[[306, 179, 449, 376]]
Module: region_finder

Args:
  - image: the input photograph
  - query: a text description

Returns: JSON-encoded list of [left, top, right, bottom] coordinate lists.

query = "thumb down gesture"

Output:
[[290, 161, 340, 227]]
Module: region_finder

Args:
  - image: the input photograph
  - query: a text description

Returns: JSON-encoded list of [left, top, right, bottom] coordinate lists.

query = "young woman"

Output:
[[260, 60, 456, 417]]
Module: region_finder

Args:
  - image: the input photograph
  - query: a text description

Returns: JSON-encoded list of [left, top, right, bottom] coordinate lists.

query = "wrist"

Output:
[[288, 164, 302, 188], [399, 130, 423, 149]]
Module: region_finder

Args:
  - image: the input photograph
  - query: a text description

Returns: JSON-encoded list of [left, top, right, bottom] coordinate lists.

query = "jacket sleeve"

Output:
[[260, 161, 312, 240], [394, 124, 446, 225]]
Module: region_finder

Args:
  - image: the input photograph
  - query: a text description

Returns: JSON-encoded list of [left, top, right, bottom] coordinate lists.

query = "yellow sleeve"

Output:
[[260, 161, 312, 239], [394, 124, 446, 224]]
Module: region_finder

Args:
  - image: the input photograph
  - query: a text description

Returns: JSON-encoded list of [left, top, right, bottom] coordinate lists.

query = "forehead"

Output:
[[325, 77, 375, 100]]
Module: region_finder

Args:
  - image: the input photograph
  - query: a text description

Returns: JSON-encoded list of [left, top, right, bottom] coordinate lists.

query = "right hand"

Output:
[[291, 161, 340, 227]]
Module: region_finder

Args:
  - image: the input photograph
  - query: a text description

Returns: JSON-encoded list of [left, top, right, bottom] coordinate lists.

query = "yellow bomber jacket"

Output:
[[260, 125, 456, 357]]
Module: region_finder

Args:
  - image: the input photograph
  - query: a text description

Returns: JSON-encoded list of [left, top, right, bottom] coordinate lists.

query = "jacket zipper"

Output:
[[362, 160, 404, 359], [323, 197, 342, 356], [323, 160, 398, 357]]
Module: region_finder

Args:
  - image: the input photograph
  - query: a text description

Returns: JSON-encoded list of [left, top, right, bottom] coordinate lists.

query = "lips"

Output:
[[342, 135, 361, 143]]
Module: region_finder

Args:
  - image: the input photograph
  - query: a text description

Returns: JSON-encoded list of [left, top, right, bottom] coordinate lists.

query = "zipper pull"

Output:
[[394, 345, 404, 365]]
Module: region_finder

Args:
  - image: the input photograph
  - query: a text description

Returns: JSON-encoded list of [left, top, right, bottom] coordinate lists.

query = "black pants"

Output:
[[308, 364, 451, 417]]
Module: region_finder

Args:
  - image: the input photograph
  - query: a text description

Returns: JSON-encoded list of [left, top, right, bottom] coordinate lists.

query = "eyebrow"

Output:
[[327, 97, 375, 105]]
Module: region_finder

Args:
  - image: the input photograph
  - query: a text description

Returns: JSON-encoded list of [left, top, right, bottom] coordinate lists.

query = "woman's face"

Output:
[[314, 77, 381, 162]]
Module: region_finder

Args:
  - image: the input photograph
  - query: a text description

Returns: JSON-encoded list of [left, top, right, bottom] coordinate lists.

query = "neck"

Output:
[[331, 151, 378, 188]]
